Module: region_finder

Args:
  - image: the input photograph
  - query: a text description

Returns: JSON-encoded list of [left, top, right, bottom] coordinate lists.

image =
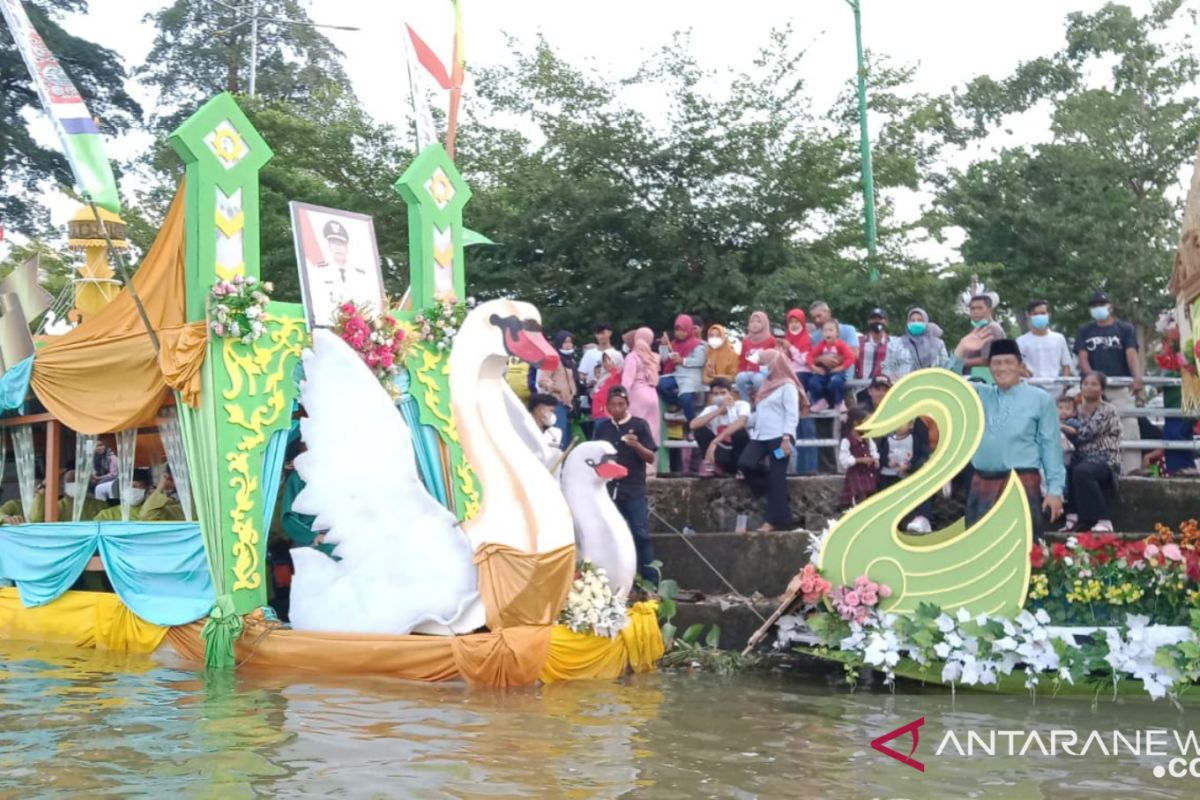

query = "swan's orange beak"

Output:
[[595, 458, 627, 481], [493, 314, 559, 370]]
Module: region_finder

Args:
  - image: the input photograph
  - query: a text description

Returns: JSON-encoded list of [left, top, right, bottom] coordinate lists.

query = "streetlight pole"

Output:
[[248, 0, 259, 97], [213, 0, 359, 99], [846, 0, 879, 283]]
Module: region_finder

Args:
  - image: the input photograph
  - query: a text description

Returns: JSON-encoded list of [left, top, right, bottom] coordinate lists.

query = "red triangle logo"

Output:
[[870, 717, 925, 772]]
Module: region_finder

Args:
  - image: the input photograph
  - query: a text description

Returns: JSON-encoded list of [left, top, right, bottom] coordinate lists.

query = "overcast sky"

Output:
[[8, 0, 1187, 265]]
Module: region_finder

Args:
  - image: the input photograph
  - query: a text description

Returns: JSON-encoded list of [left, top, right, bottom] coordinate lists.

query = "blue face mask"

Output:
[[758, 365, 770, 375], [1030, 313, 1050, 330], [907, 321, 926, 336], [1090, 306, 1110, 322]]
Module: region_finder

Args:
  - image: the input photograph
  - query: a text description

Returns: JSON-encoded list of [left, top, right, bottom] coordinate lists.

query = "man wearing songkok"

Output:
[[948, 332, 1065, 540]]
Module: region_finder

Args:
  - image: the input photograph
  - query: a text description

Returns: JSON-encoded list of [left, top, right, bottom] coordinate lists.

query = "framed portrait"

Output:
[[289, 201, 386, 329]]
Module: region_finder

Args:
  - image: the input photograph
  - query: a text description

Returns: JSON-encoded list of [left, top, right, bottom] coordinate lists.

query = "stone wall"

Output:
[[646, 475, 1199, 534]]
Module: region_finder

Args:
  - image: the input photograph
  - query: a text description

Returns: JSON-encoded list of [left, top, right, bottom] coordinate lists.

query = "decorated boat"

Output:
[[763, 362, 1200, 702], [0, 94, 663, 685]]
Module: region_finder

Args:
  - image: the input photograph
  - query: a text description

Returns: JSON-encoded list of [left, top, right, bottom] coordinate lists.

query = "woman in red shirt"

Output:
[[805, 319, 857, 413]]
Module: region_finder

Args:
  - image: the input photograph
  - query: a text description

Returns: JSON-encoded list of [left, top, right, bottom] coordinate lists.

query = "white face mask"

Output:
[[540, 412, 556, 427], [126, 488, 146, 506], [707, 336, 723, 349], [63, 482, 78, 497]]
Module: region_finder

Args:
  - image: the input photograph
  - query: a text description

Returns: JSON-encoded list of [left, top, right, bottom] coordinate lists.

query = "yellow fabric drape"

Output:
[[164, 615, 554, 687], [474, 542, 575, 629], [540, 602, 665, 682], [29, 183, 206, 434], [0, 588, 167, 653]]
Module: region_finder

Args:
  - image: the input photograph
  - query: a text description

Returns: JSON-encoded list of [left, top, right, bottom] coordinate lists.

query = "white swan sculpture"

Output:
[[290, 300, 578, 635], [289, 329, 480, 634], [558, 441, 636, 602]]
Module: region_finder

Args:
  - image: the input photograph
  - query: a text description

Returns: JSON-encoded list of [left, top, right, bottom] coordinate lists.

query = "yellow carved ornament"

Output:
[[222, 315, 307, 592]]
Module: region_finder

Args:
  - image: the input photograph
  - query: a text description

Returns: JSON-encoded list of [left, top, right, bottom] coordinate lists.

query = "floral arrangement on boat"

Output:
[[331, 300, 415, 393], [1154, 308, 1198, 376], [1028, 523, 1200, 626], [777, 522, 1200, 702], [558, 560, 628, 639], [207, 274, 272, 344], [413, 299, 470, 351]]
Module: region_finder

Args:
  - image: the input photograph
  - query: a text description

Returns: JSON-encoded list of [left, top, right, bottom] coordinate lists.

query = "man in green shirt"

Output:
[[950, 330, 1065, 540], [94, 469, 185, 522], [0, 470, 106, 524]]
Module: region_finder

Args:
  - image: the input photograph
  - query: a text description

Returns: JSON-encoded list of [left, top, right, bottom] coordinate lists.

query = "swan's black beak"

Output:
[[490, 314, 559, 369]]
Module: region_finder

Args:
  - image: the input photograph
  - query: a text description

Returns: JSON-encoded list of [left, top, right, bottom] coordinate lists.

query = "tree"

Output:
[[929, 1, 1200, 339], [0, 0, 141, 234], [457, 30, 956, 337], [138, 0, 350, 132]]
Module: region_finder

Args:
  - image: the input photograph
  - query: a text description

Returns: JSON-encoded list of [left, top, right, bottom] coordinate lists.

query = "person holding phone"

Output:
[[592, 385, 659, 579], [737, 349, 803, 532]]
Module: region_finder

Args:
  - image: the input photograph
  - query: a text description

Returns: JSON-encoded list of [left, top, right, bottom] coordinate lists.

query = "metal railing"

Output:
[[658, 375, 1200, 467]]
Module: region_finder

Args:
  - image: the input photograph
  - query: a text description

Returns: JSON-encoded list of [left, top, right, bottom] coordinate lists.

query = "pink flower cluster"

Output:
[[829, 575, 893, 624], [796, 563, 832, 605], [333, 301, 409, 380], [1145, 542, 1184, 562]]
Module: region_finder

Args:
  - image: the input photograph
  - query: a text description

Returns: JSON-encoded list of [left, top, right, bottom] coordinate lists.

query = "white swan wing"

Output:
[[288, 329, 478, 634], [502, 381, 559, 469]]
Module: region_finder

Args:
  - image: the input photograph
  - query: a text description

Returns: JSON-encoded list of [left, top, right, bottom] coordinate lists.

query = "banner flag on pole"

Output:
[[402, 28, 439, 152], [405, 24, 452, 90], [0, 0, 121, 212]]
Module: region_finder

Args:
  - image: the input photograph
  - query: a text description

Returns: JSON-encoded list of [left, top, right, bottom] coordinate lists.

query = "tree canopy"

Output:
[[0, 0, 140, 233], [2, 1, 1196, 351], [929, 0, 1200, 337]]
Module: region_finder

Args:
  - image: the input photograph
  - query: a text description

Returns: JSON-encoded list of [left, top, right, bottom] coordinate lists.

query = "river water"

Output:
[[0, 640, 1196, 799]]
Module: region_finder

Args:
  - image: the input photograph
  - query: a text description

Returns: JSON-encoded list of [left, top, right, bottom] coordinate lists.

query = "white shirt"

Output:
[[837, 438, 879, 472], [881, 433, 914, 477], [1016, 330, 1074, 384], [577, 346, 604, 387], [700, 400, 751, 438]]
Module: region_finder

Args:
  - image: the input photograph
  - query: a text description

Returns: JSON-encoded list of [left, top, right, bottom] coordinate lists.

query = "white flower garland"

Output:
[[779, 604, 1199, 702], [559, 560, 628, 639]]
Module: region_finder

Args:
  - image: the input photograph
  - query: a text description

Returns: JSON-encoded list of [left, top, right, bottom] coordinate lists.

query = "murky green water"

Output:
[[0, 641, 1196, 799]]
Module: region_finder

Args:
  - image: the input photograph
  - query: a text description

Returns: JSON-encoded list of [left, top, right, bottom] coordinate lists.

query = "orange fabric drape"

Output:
[[474, 543, 575, 630], [30, 183, 206, 434], [158, 322, 209, 408], [164, 616, 553, 687]]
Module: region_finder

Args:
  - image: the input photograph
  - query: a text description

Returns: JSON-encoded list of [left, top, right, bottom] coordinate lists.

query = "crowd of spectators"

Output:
[[507, 291, 1198, 560]]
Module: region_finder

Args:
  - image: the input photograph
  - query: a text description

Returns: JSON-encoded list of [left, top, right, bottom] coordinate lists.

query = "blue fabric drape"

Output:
[[0, 355, 33, 412], [260, 427, 290, 531], [394, 373, 449, 508], [0, 522, 214, 625]]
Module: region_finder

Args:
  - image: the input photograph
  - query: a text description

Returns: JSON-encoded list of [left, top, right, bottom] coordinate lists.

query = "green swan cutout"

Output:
[[817, 369, 1032, 618]]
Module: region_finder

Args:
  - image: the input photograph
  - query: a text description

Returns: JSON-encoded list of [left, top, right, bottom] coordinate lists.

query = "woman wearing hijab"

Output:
[[621, 327, 663, 446], [658, 314, 708, 424], [591, 348, 625, 421], [738, 349, 804, 532], [704, 324, 739, 385], [781, 308, 819, 475], [537, 330, 579, 448], [882, 308, 951, 380], [735, 311, 777, 404]]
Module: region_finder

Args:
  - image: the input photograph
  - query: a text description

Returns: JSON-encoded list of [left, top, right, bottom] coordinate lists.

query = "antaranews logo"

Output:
[[870, 720, 1200, 779], [870, 717, 925, 772]]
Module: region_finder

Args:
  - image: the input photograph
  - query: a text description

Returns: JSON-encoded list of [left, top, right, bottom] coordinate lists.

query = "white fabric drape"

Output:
[[116, 428, 137, 522], [158, 407, 194, 521]]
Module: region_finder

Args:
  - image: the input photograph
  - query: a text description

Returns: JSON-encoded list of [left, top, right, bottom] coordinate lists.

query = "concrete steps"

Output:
[[645, 476, 1198, 651], [654, 527, 1157, 651]]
